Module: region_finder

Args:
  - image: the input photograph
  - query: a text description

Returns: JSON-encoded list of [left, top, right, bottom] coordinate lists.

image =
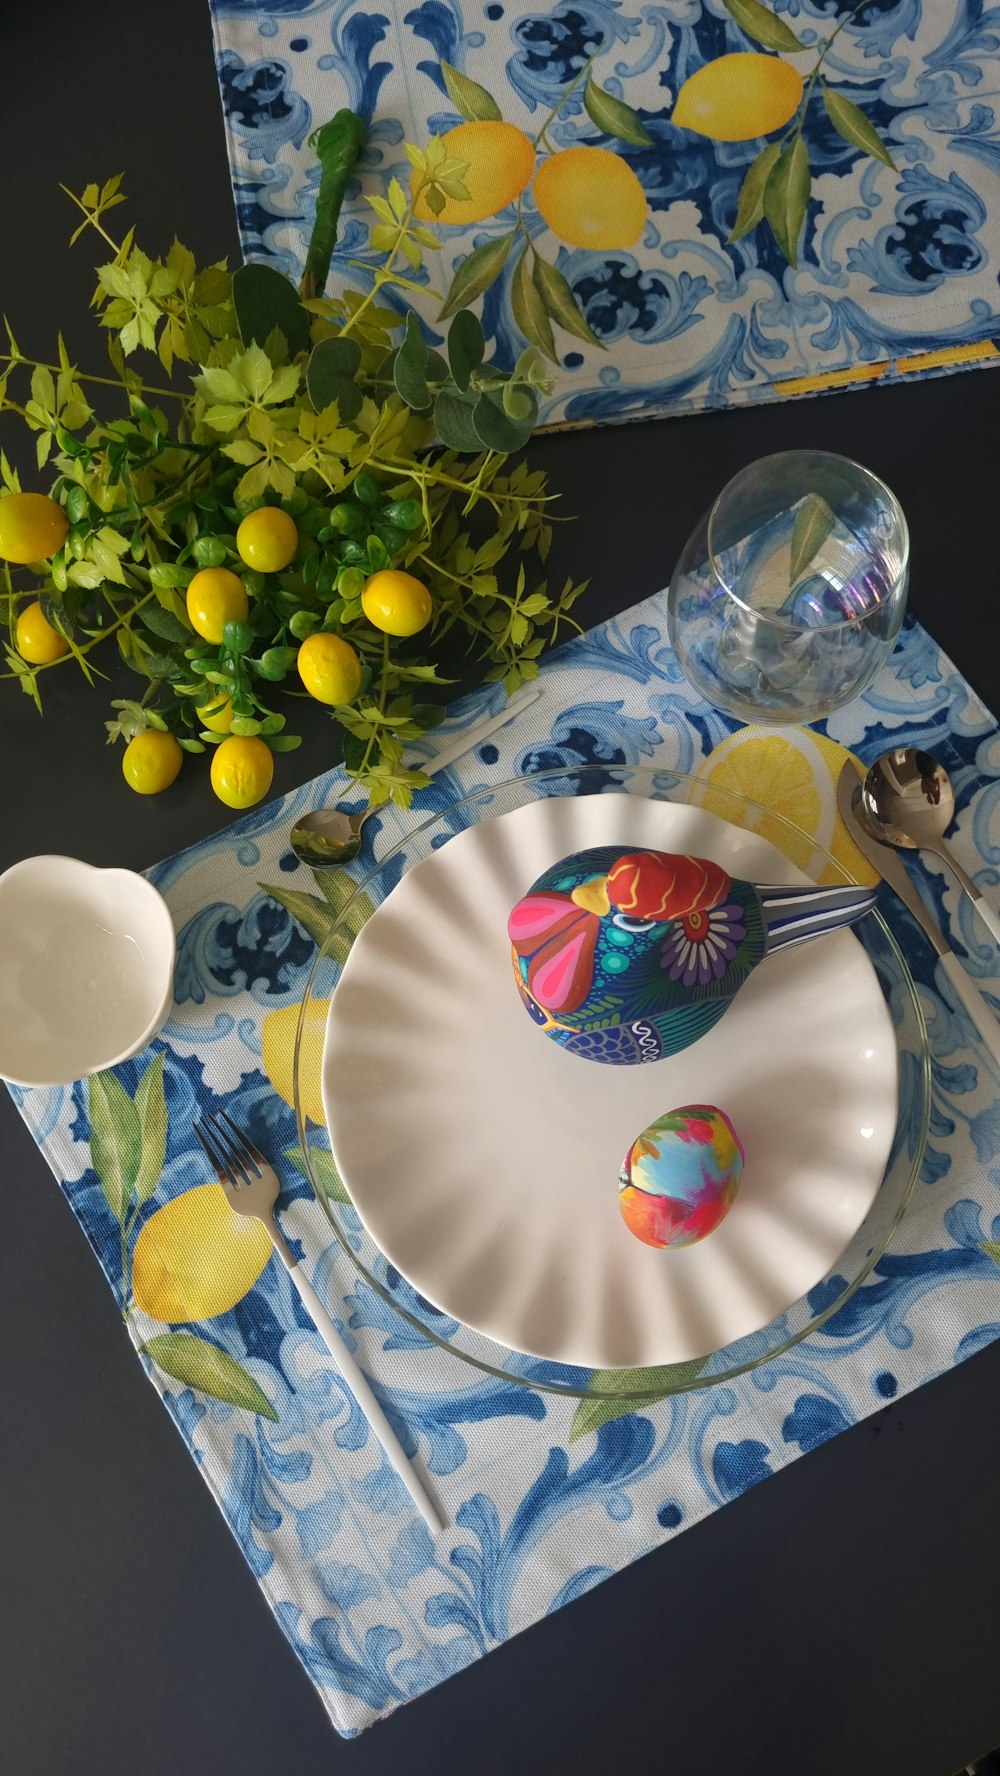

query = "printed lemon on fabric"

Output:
[[132, 1183, 273, 1322], [533, 146, 647, 249], [262, 998, 328, 1127], [673, 53, 804, 142], [693, 728, 880, 885], [412, 120, 535, 222]]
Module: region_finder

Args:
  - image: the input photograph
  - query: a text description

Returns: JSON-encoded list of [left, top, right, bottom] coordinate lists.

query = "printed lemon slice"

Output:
[[692, 727, 879, 886]]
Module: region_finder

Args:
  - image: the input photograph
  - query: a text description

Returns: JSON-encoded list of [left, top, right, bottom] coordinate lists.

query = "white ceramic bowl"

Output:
[[0, 855, 176, 1088]]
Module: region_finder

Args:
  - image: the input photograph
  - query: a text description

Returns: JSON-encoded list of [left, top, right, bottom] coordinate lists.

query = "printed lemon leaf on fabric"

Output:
[[583, 76, 654, 147], [790, 492, 837, 582], [763, 136, 810, 267], [511, 249, 557, 362], [531, 255, 602, 348], [232, 262, 311, 357], [133, 1053, 168, 1207], [571, 1360, 710, 1440], [446, 308, 485, 391], [141, 1333, 278, 1421], [723, 0, 802, 53], [440, 59, 501, 123], [260, 882, 339, 949], [822, 84, 897, 170], [434, 388, 482, 451], [285, 1143, 352, 1204], [729, 142, 782, 242], [981, 1240, 1000, 1266], [88, 1069, 142, 1225], [306, 334, 363, 420], [438, 233, 515, 320]]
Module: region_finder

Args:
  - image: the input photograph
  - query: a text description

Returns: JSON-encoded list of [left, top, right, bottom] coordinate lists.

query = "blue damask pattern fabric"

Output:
[[9, 594, 1000, 1736], [208, 0, 1000, 425]]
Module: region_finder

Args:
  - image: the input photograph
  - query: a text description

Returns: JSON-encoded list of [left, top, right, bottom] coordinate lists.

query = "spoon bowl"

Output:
[[861, 748, 956, 848], [862, 747, 1000, 946]]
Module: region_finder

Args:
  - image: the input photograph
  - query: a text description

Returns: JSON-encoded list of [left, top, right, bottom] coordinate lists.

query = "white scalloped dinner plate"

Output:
[[321, 795, 897, 1368]]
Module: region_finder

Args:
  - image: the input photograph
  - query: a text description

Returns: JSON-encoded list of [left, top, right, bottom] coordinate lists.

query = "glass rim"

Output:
[[705, 448, 911, 636], [293, 763, 930, 1396]]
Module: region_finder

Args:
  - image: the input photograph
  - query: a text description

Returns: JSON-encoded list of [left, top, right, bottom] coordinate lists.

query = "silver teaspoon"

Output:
[[862, 747, 1000, 945], [289, 684, 542, 869]]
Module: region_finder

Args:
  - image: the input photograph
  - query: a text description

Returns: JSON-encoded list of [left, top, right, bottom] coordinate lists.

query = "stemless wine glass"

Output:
[[666, 451, 909, 724]]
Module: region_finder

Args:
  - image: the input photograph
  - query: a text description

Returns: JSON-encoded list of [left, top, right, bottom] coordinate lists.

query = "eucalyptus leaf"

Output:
[[133, 1053, 168, 1206], [88, 1070, 142, 1225], [434, 388, 483, 452], [723, 0, 802, 52], [822, 85, 897, 170], [438, 234, 514, 320], [583, 76, 654, 146], [472, 388, 536, 452], [141, 1333, 278, 1421], [440, 59, 501, 123], [233, 263, 311, 356], [447, 308, 485, 391], [790, 492, 837, 583], [763, 135, 810, 268], [531, 256, 602, 347], [511, 250, 557, 363], [728, 141, 782, 242], [307, 335, 362, 412], [393, 311, 431, 410], [570, 1358, 710, 1440], [141, 604, 192, 645]]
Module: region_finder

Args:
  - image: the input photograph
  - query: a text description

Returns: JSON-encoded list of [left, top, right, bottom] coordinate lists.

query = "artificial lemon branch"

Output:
[[0, 112, 585, 810]]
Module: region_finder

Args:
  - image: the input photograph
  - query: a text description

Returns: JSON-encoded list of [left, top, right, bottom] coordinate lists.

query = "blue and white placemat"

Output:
[[209, 0, 1000, 426], [9, 594, 1000, 1736]]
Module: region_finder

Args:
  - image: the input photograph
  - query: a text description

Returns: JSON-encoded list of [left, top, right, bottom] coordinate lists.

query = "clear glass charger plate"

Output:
[[293, 764, 929, 1399]]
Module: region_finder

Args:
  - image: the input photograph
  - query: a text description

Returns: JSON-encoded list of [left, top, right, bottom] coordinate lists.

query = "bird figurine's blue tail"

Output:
[[509, 846, 876, 1067], [757, 881, 878, 955]]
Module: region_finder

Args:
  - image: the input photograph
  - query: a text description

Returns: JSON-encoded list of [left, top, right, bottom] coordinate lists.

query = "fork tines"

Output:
[[195, 1108, 265, 1191]]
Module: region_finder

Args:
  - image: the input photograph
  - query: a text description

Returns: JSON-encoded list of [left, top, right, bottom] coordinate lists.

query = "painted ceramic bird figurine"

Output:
[[508, 845, 876, 1066]]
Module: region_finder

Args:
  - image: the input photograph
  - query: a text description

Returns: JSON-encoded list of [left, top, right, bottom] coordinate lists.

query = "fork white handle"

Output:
[[278, 1247, 443, 1532]]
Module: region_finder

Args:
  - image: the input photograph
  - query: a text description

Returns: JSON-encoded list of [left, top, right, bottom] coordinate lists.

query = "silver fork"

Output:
[[194, 1108, 443, 1532]]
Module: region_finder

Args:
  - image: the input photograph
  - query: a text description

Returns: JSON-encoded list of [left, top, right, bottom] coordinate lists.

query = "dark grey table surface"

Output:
[[3, 5, 1000, 1774]]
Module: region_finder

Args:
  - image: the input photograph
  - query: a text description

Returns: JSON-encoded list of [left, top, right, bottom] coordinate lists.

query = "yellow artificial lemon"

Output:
[[413, 120, 536, 224], [361, 568, 432, 638], [262, 997, 330, 1127], [132, 1183, 273, 1322], [209, 735, 274, 809], [236, 506, 299, 573], [122, 728, 184, 795], [15, 600, 71, 664], [673, 53, 804, 142], [533, 145, 647, 250], [186, 567, 249, 644], [0, 492, 69, 564], [296, 632, 363, 705], [196, 695, 236, 734], [692, 727, 880, 886]]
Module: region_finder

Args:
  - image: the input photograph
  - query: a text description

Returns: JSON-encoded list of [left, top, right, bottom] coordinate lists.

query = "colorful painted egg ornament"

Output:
[[619, 1105, 745, 1248], [507, 845, 876, 1067]]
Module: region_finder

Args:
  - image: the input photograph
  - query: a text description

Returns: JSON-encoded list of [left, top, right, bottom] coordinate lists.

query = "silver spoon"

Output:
[[289, 684, 543, 868], [861, 747, 1000, 945]]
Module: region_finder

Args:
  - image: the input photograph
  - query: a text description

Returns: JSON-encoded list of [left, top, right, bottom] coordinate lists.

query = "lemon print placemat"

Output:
[[210, 0, 1000, 426], [10, 592, 1000, 1737]]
